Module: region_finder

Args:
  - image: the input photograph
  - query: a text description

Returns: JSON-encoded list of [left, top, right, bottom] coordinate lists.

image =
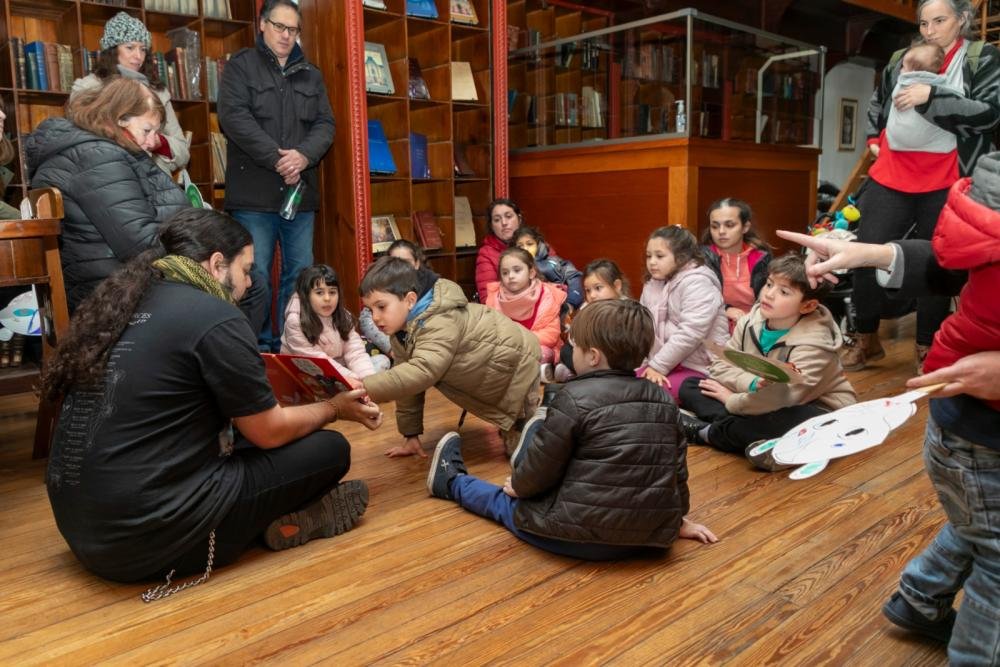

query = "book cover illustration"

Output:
[[263, 353, 355, 406], [372, 214, 401, 253], [364, 42, 394, 95], [450, 0, 478, 25]]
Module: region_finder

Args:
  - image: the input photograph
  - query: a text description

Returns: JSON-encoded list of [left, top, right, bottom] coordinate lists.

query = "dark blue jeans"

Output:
[[231, 209, 315, 350], [451, 475, 652, 560], [897, 418, 1000, 665]]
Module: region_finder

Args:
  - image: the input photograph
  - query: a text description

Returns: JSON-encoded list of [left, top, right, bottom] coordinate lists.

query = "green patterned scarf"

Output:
[[152, 254, 235, 304]]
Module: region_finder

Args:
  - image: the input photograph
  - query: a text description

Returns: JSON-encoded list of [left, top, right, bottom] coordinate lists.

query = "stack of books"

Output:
[[210, 132, 227, 183], [146, 0, 199, 15], [205, 55, 229, 102]]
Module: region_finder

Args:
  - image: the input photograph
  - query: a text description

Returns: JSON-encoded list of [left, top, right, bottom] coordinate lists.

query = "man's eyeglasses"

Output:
[[265, 18, 301, 37]]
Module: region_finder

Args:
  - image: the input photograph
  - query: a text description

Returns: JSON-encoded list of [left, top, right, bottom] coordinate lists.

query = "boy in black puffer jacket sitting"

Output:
[[427, 299, 717, 559]]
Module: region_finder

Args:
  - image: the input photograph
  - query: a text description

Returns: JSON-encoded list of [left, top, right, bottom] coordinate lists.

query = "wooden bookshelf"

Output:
[[0, 0, 256, 209], [299, 0, 509, 302], [505, 2, 820, 148]]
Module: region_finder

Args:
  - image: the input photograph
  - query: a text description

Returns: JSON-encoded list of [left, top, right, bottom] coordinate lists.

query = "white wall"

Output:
[[819, 61, 876, 190]]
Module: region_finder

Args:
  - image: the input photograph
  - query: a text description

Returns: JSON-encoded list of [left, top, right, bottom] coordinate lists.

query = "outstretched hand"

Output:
[[907, 351, 1000, 401], [333, 389, 383, 430], [386, 435, 427, 458], [679, 517, 718, 544], [775, 230, 895, 289]]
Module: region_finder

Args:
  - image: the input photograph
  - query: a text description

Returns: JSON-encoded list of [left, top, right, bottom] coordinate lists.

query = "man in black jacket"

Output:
[[218, 0, 335, 351]]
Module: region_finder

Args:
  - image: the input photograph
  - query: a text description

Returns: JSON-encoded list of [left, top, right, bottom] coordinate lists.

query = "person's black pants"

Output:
[[163, 429, 352, 577], [853, 179, 951, 345], [679, 377, 826, 454]]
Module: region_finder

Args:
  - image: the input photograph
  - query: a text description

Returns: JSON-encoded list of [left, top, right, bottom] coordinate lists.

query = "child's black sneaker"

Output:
[[264, 479, 369, 550], [427, 431, 467, 499], [679, 411, 709, 445], [745, 439, 795, 472], [882, 592, 956, 644], [511, 407, 548, 470]]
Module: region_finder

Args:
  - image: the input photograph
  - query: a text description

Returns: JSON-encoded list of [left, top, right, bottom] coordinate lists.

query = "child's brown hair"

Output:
[[767, 253, 833, 300], [584, 258, 630, 297], [645, 225, 703, 281], [570, 299, 653, 371], [498, 246, 538, 279]]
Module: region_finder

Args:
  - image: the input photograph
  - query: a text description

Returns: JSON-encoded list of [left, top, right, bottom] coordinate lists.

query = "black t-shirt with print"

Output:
[[46, 282, 277, 582]]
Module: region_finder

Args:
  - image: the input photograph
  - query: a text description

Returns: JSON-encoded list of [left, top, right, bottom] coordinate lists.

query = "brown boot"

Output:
[[915, 344, 931, 375], [841, 332, 885, 372]]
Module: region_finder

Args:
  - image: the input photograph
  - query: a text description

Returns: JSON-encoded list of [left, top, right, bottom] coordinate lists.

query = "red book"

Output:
[[413, 210, 443, 250], [262, 353, 355, 406]]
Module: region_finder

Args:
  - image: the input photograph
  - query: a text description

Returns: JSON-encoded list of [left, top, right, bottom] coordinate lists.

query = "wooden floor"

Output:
[[0, 316, 950, 665]]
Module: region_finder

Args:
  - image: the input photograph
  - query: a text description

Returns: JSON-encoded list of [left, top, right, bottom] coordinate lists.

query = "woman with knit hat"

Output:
[[70, 11, 190, 175]]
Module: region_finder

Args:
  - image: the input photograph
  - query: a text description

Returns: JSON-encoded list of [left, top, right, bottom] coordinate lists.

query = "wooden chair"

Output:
[[0, 188, 69, 458]]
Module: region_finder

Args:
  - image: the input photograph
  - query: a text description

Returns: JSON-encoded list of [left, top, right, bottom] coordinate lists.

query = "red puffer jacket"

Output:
[[474, 234, 507, 299], [925, 177, 1000, 410]]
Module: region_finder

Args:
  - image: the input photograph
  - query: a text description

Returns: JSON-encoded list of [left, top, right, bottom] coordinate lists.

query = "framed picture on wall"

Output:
[[838, 98, 858, 151]]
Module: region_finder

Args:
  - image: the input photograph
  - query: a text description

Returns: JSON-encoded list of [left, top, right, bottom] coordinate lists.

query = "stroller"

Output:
[[809, 183, 916, 334]]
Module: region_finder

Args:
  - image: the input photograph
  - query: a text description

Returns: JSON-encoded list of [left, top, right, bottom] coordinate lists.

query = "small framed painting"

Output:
[[372, 214, 401, 253], [838, 98, 858, 151]]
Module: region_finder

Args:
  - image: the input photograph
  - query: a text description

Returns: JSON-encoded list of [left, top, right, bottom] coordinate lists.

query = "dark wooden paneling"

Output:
[[696, 167, 811, 255], [512, 168, 669, 290]]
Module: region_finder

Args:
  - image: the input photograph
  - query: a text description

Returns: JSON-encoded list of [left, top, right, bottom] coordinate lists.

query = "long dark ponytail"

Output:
[[40, 209, 252, 401]]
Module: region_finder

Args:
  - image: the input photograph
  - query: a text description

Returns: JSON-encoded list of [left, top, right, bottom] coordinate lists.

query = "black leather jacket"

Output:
[[218, 36, 335, 212]]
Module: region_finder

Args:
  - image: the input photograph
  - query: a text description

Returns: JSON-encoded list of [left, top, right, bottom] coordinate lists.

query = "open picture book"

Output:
[[262, 353, 355, 406]]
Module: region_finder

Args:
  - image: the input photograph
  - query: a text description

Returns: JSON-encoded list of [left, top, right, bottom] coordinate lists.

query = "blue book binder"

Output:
[[368, 120, 397, 175], [409, 132, 430, 179], [406, 0, 438, 19], [24, 42, 48, 91]]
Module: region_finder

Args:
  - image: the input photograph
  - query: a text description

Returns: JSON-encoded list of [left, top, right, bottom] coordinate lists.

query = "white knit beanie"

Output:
[[100, 12, 152, 51]]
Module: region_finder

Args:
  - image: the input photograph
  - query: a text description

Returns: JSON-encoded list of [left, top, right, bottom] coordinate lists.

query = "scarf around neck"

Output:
[[153, 254, 234, 304], [498, 278, 542, 321]]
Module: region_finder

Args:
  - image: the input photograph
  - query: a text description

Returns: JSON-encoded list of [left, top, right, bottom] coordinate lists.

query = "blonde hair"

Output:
[[66, 78, 164, 152]]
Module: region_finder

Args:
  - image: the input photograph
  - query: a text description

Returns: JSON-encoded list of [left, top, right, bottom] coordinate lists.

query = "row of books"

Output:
[[145, 0, 198, 15], [556, 40, 603, 72], [363, 0, 480, 26], [10, 40, 73, 93], [371, 196, 476, 254], [204, 55, 230, 102], [151, 48, 200, 101]]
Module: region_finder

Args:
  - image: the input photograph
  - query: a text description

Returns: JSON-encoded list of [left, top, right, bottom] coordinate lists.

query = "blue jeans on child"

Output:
[[231, 209, 315, 351], [450, 475, 653, 560], [897, 418, 1000, 665]]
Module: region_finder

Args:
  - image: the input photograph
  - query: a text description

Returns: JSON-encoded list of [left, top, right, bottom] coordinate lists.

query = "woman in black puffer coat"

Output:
[[25, 78, 190, 311]]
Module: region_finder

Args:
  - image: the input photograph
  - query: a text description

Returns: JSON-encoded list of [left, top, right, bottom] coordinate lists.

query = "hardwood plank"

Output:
[[0, 323, 951, 664]]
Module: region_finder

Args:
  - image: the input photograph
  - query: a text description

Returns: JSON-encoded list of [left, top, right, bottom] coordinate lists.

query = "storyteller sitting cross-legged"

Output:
[[677, 254, 856, 469], [360, 256, 542, 458], [43, 209, 381, 594], [425, 298, 717, 560]]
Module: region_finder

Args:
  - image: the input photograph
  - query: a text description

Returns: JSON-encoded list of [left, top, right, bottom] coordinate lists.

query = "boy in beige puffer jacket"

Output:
[[361, 257, 542, 458], [678, 254, 856, 462]]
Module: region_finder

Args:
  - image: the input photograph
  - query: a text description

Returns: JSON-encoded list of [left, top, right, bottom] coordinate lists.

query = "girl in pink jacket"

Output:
[[640, 226, 729, 403], [281, 264, 376, 386], [485, 247, 567, 375]]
